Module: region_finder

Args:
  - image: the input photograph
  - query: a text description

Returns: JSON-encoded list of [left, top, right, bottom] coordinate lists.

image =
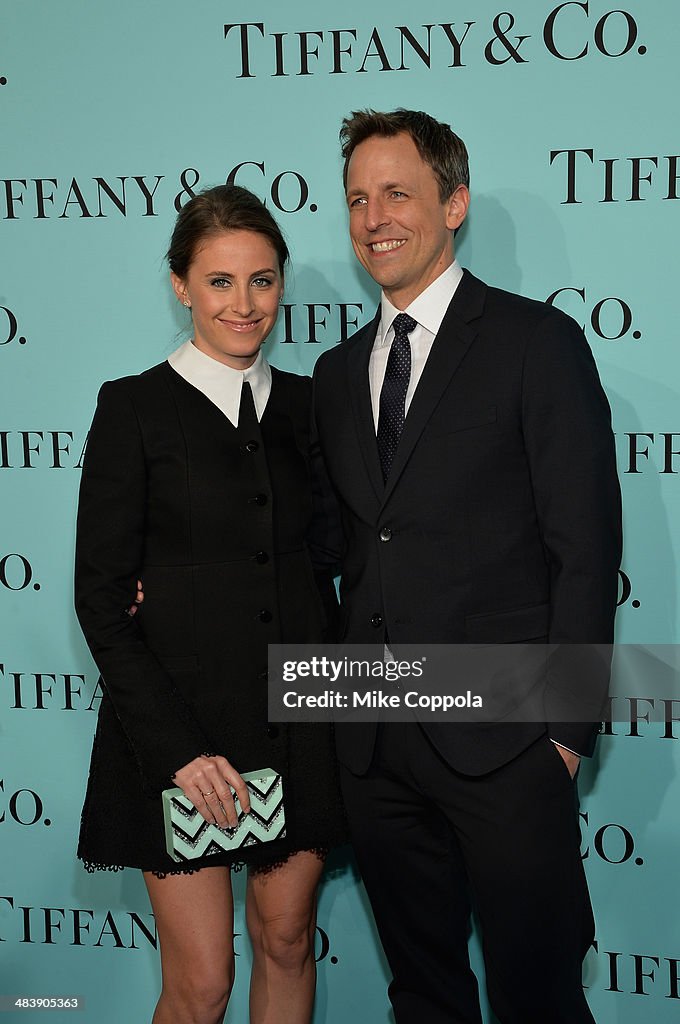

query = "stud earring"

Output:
[[183, 300, 191, 308]]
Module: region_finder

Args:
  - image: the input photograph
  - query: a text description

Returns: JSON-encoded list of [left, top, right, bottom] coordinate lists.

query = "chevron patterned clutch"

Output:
[[162, 768, 286, 863]]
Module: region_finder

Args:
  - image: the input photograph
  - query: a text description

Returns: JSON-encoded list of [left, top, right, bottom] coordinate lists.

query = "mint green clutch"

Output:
[[162, 768, 285, 863]]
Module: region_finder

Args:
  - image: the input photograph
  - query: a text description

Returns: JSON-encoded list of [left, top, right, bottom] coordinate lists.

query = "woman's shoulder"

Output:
[[270, 364, 311, 387], [95, 361, 172, 403], [270, 364, 312, 399]]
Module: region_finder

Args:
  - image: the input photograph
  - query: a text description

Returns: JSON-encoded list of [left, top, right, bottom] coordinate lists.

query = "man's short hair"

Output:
[[340, 108, 470, 202]]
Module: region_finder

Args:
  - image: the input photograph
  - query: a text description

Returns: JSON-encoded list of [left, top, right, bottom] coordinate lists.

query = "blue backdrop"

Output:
[[2, 1, 679, 1020]]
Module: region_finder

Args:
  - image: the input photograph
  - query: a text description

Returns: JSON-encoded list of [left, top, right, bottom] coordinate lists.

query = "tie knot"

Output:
[[392, 313, 417, 340]]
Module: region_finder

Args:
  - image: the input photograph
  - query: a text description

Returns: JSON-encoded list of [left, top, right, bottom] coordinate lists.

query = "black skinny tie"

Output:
[[376, 313, 417, 481]]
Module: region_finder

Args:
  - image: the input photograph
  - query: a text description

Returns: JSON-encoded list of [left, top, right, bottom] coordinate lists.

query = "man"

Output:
[[312, 109, 622, 1023]]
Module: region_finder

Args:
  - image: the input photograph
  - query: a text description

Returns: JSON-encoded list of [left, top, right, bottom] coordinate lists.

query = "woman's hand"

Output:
[[172, 754, 251, 828], [126, 579, 144, 617]]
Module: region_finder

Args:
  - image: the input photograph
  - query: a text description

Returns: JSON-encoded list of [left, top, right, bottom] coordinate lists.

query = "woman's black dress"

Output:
[[75, 360, 344, 874]]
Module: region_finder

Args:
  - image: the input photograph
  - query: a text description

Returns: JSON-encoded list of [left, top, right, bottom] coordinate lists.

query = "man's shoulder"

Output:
[[465, 271, 577, 336], [313, 312, 378, 378]]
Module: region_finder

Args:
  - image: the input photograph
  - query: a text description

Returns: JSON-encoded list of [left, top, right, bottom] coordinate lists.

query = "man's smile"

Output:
[[369, 239, 407, 253]]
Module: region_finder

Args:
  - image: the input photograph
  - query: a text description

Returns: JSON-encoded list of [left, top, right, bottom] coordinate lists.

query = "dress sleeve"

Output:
[[74, 379, 209, 793]]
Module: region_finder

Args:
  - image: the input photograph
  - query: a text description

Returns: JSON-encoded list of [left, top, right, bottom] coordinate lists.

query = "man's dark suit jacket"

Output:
[[312, 269, 622, 776]]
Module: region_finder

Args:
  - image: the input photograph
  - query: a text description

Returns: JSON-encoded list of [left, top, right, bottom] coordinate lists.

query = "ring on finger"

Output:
[[202, 788, 216, 798]]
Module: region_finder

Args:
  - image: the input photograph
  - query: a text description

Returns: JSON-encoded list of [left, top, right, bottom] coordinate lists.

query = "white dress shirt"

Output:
[[167, 341, 271, 425], [369, 260, 464, 427]]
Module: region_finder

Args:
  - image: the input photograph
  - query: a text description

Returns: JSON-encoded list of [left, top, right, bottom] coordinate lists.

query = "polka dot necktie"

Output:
[[377, 313, 417, 482]]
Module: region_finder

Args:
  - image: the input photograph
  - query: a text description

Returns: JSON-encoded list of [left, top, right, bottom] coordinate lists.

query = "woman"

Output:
[[75, 184, 345, 1024]]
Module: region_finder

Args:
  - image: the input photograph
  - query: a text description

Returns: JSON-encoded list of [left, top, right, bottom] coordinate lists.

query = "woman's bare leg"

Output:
[[246, 852, 325, 1024], [144, 866, 235, 1024]]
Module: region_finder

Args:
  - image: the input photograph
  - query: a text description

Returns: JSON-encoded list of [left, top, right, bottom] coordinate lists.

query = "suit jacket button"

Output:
[[242, 440, 259, 453], [267, 726, 279, 740], [254, 550, 269, 564], [258, 609, 272, 623], [370, 613, 383, 628], [249, 493, 268, 506], [379, 526, 392, 542]]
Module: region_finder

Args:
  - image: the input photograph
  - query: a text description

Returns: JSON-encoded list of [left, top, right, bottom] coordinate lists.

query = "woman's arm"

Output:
[[75, 379, 210, 794]]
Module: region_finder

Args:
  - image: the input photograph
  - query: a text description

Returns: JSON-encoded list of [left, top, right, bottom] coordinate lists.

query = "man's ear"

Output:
[[445, 185, 470, 231]]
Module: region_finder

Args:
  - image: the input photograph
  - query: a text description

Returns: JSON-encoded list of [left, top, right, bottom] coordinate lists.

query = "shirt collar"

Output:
[[378, 260, 464, 344], [167, 341, 272, 424]]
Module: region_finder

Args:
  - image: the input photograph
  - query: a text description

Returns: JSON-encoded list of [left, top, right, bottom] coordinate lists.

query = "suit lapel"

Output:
[[346, 307, 384, 502], [381, 270, 486, 507]]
